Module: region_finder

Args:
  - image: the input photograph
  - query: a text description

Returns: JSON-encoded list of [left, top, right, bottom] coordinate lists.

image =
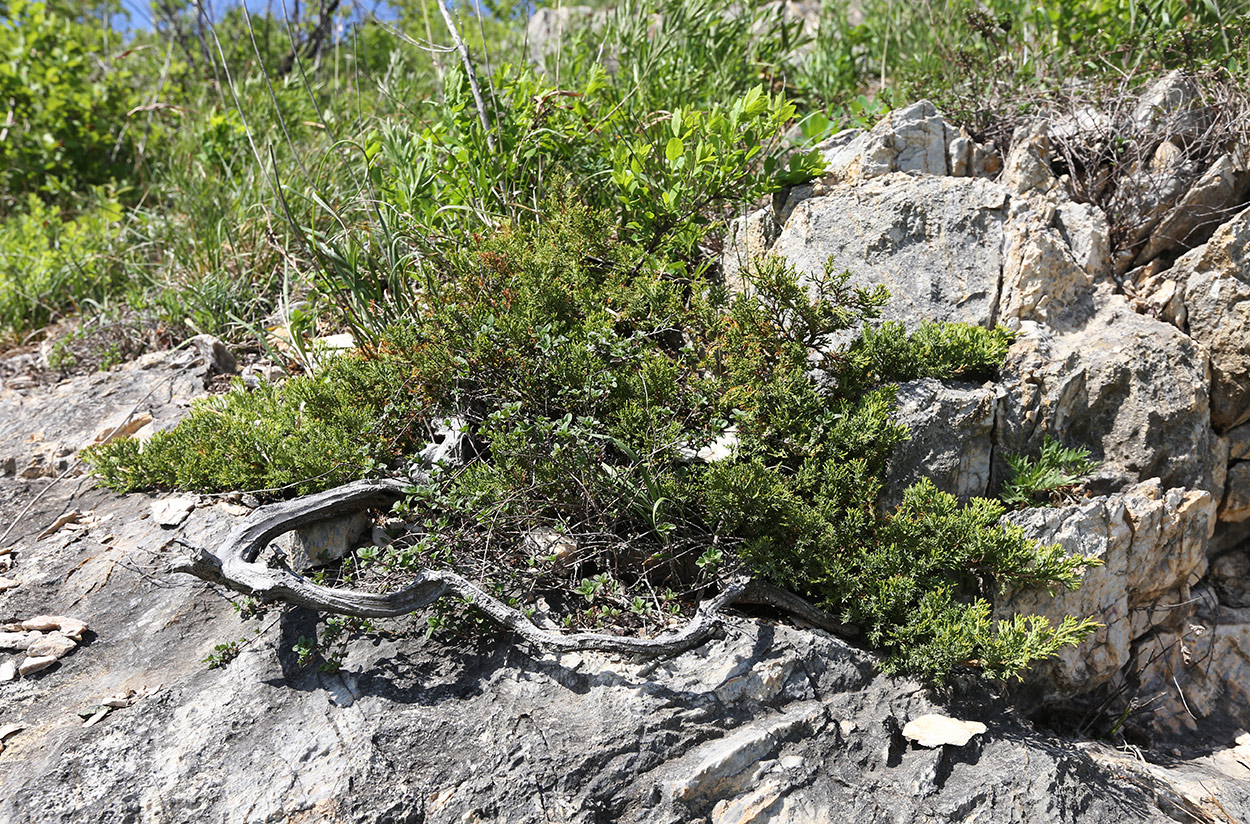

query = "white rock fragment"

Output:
[[0, 632, 37, 650], [902, 714, 987, 748], [17, 655, 57, 677], [36, 510, 83, 540], [0, 577, 17, 592], [25, 632, 76, 661], [4, 616, 88, 641], [0, 661, 15, 682], [151, 497, 196, 528]]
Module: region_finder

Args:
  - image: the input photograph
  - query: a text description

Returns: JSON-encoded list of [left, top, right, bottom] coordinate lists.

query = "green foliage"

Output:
[[203, 640, 241, 669], [83, 347, 418, 494], [1001, 434, 1100, 509], [0, 190, 127, 338], [609, 87, 823, 254], [88, 212, 1097, 681], [0, 1, 139, 209], [833, 320, 1015, 394]]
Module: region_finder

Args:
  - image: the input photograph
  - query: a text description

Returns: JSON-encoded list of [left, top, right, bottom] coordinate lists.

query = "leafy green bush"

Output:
[[86, 211, 1097, 681], [0, 1, 139, 210], [1001, 434, 1099, 509]]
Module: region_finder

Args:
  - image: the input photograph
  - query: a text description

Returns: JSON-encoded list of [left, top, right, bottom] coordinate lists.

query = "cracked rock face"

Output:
[[1164, 205, 1250, 431], [771, 174, 1009, 329], [753, 94, 1249, 747]]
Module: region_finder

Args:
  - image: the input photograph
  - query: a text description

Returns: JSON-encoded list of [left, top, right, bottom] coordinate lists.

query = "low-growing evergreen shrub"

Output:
[[85, 209, 1098, 681]]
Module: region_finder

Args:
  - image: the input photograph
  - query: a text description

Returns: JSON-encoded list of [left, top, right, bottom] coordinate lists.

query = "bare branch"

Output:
[[436, 1, 495, 152], [169, 477, 844, 657]]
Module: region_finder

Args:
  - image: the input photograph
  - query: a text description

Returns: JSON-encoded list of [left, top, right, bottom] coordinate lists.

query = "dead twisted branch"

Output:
[[169, 477, 843, 657]]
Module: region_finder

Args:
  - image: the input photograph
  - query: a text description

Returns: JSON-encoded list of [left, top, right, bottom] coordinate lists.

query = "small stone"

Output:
[[82, 707, 110, 728], [10, 616, 88, 640], [25, 632, 76, 661], [902, 714, 988, 748], [151, 497, 195, 528], [0, 577, 17, 592], [0, 661, 15, 682], [36, 510, 83, 540], [0, 723, 22, 741], [277, 512, 371, 570], [0, 632, 36, 650], [18, 655, 57, 676]]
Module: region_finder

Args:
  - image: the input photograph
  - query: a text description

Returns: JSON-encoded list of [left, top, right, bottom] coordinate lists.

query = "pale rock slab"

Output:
[[902, 714, 987, 748], [18, 655, 57, 676], [883, 378, 995, 506], [995, 299, 1218, 496], [1000, 198, 1095, 325], [771, 174, 1009, 330], [25, 631, 76, 661], [998, 480, 1214, 696]]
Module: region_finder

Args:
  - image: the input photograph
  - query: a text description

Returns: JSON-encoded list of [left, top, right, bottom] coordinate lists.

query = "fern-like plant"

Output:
[[1000, 435, 1099, 509]]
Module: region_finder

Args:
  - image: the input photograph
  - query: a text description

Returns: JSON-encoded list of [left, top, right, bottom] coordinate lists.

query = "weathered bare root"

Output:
[[171, 477, 841, 657]]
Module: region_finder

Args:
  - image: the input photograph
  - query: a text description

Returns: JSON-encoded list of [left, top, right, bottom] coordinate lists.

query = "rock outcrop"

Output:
[[734, 90, 1250, 748]]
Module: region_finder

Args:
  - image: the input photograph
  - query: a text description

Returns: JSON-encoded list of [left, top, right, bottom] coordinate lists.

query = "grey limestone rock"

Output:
[[882, 378, 995, 507], [995, 299, 1219, 497], [772, 174, 1009, 330], [1164, 205, 1250, 431]]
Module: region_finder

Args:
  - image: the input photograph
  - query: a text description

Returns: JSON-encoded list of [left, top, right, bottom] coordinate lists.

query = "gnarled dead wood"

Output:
[[170, 477, 841, 657]]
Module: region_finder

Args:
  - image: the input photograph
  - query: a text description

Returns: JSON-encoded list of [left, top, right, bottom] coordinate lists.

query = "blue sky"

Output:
[[111, 0, 397, 33]]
